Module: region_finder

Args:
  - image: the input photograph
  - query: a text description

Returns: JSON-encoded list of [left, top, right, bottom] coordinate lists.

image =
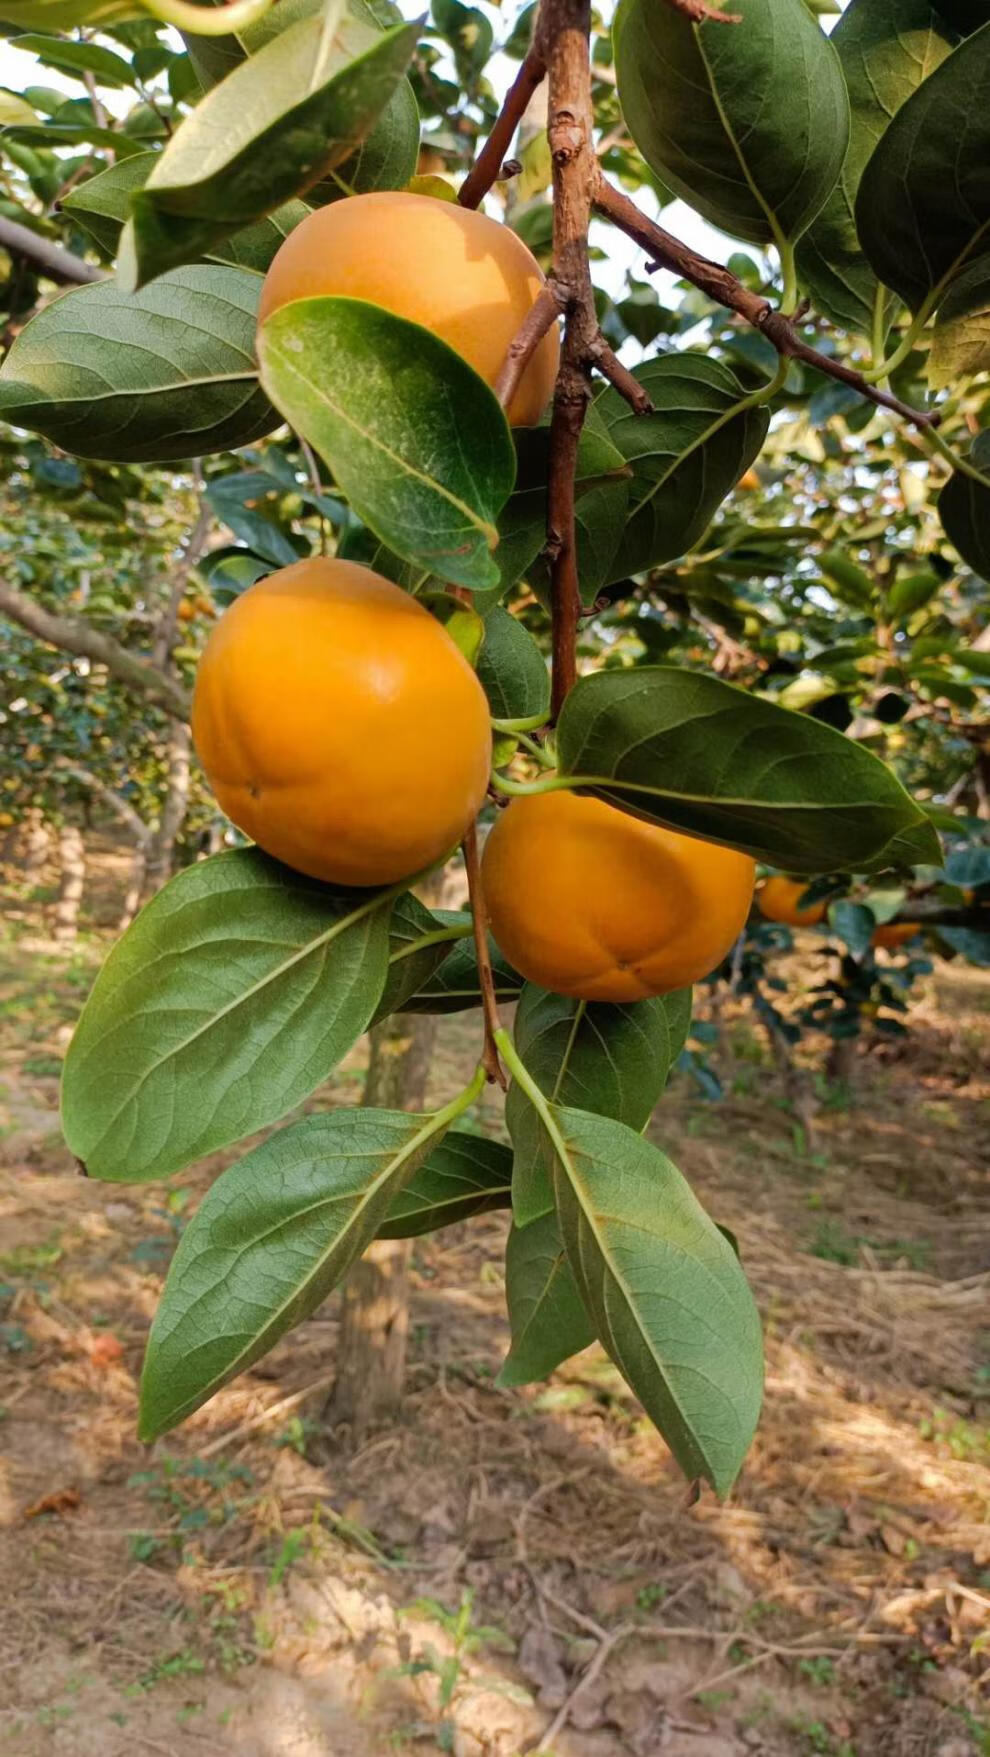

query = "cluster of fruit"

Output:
[[757, 878, 920, 950], [192, 189, 761, 1004]]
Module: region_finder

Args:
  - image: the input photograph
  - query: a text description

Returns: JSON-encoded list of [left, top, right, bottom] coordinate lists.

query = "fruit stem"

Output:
[[491, 712, 552, 734], [461, 819, 507, 1089]]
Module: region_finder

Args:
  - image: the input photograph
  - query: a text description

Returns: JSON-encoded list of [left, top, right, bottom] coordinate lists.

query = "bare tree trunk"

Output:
[[826, 1036, 857, 1088], [53, 823, 85, 942], [145, 722, 191, 892], [22, 807, 50, 881], [327, 1008, 440, 1442]]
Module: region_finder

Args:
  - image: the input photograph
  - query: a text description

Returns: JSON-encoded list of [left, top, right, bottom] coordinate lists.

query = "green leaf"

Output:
[[929, 254, 990, 387], [887, 569, 942, 619], [1, 119, 149, 157], [476, 607, 550, 721], [856, 23, 990, 313], [593, 357, 770, 582], [498, 1211, 595, 1387], [507, 983, 692, 1228], [938, 431, 990, 580], [795, 0, 958, 333], [0, 265, 277, 464], [258, 297, 516, 592], [11, 31, 137, 87], [0, 0, 131, 25], [828, 898, 875, 956], [377, 1131, 512, 1237], [0, 89, 37, 126], [139, 1104, 455, 1438], [613, 0, 849, 248], [371, 894, 469, 1022], [495, 410, 630, 599], [556, 666, 941, 873], [546, 1105, 763, 1496], [404, 920, 523, 1013], [818, 547, 874, 609], [118, 11, 418, 288], [61, 849, 395, 1184]]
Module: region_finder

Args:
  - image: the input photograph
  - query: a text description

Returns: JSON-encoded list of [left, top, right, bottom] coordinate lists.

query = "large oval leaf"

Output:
[[547, 1105, 763, 1497], [613, 0, 849, 248], [0, 265, 276, 463], [61, 849, 396, 1183], [507, 983, 692, 1227], [139, 1103, 457, 1438], [403, 919, 523, 1013], [939, 431, 990, 580], [498, 1210, 595, 1388], [118, 10, 418, 288], [477, 607, 550, 721], [795, 0, 959, 334], [856, 22, 990, 313], [371, 894, 471, 1022], [556, 666, 941, 873], [377, 1131, 512, 1237], [258, 297, 516, 592], [593, 356, 770, 583]]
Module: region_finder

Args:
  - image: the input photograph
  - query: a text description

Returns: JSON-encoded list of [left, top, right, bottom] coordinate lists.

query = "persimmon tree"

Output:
[[0, 0, 988, 1499]]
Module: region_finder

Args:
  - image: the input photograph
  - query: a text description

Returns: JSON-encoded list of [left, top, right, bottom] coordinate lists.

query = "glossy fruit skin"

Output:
[[482, 789, 755, 1002], [757, 875, 827, 927], [872, 921, 920, 951], [258, 191, 560, 428], [192, 558, 492, 888]]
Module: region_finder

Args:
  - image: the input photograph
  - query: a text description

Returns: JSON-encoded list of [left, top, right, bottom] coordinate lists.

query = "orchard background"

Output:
[[0, 0, 988, 1750]]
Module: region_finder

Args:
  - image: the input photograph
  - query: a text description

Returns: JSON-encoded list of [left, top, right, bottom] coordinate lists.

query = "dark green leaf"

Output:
[[61, 849, 395, 1183], [118, 11, 418, 288], [795, 0, 958, 333], [819, 546, 874, 608], [404, 921, 523, 1013], [258, 297, 515, 592], [11, 31, 136, 86], [495, 410, 629, 598], [887, 569, 941, 619], [477, 607, 550, 721], [828, 899, 876, 955], [547, 1105, 763, 1496], [593, 356, 770, 582], [929, 253, 990, 387], [378, 1131, 512, 1237], [938, 431, 990, 580], [139, 1104, 455, 1438], [0, 266, 276, 464], [507, 983, 692, 1228], [371, 895, 470, 1021], [613, 0, 849, 247], [856, 23, 990, 312], [498, 1211, 595, 1386], [556, 666, 941, 873]]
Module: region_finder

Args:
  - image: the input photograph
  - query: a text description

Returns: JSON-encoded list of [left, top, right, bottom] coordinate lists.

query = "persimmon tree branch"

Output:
[[592, 177, 938, 430], [152, 479, 211, 671], [0, 216, 104, 286], [461, 821, 507, 1088], [0, 580, 191, 720], [458, 44, 548, 211]]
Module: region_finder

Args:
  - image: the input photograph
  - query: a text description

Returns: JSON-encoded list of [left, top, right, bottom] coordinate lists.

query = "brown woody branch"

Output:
[[461, 820, 507, 1088], [0, 580, 191, 720], [458, 44, 547, 211], [592, 176, 938, 430], [493, 282, 564, 410], [0, 215, 104, 286]]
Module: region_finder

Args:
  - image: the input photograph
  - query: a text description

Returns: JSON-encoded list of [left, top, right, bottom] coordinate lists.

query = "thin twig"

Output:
[[461, 820, 507, 1088], [494, 282, 564, 411], [592, 175, 938, 430], [535, 1624, 634, 1750], [459, 44, 547, 210], [0, 215, 104, 285]]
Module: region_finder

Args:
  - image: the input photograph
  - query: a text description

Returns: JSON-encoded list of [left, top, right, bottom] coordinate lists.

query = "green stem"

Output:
[[777, 241, 799, 318], [389, 922, 473, 965], [870, 285, 889, 383], [415, 1061, 488, 1138], [515, 730, 556, 768], [494, 1028, 572, 1167], [491, 712, 551, 734], [140, 0, 274, 31], [920, 425, 990, 490], [862, 294, 934, 383]]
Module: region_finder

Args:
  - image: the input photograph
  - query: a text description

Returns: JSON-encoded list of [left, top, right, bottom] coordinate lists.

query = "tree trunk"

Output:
[[145, 722, 191, 892], [53, 823, 85, 942], [22, 808, 50, 881], [327, 1009, 439, 1442]]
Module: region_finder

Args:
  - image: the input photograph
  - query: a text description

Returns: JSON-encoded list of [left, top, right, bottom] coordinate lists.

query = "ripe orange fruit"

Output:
[[258, 191, 560, 428], [757, 875, 826, 927], [482, 789, 755, 1002], [872, 921, 920, 951], [192, 558, 492, 887], [177, 599, 196, 623]]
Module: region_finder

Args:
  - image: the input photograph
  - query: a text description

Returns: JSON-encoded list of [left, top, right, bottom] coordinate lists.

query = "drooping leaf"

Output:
[[545, 1105, 763, 1496], [258, 297, 516, 592], [378, 1131, 512, 1237], [592, 357, 770, 582], [138, 1104, 455, 1438], [498, 1211, 595, 1387], [61, 849, 395, 1183], [477, 607, 550, 722], [795, 0, 958, 333], [938, 430, 990, 580], [613, 0, 849, 247], [929, 254, 990, 387], [855, 23, 990, 313], [403, 920, 523, 1013], [0, 266, 276, 464], [117, 10, 418, 288], [506, 983, 692, 1228], [555, 666, 941, 873]]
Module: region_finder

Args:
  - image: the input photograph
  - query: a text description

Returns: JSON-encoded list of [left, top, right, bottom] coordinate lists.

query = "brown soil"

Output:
[[0, 845, 987, 1757]]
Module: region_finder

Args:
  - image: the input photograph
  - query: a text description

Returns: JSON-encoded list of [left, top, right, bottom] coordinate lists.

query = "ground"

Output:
[[0, 838, 988, 1757]]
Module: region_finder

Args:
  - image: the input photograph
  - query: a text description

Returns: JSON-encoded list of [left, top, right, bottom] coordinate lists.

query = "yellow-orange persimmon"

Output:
[[192, 558, 492, 888], [258, 191, 560, 428], [757, 875, 827, 927], [482, 789, 755, 1002], [872, 921, 921, 951]]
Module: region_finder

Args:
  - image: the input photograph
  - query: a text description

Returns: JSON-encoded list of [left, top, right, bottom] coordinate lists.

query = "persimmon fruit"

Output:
[[872, 921, 920, 951], [757, 875, 826, 927], [258, 191, 560, 428], [482, 788, 755, 1002], [191, 557, 492, 888]]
